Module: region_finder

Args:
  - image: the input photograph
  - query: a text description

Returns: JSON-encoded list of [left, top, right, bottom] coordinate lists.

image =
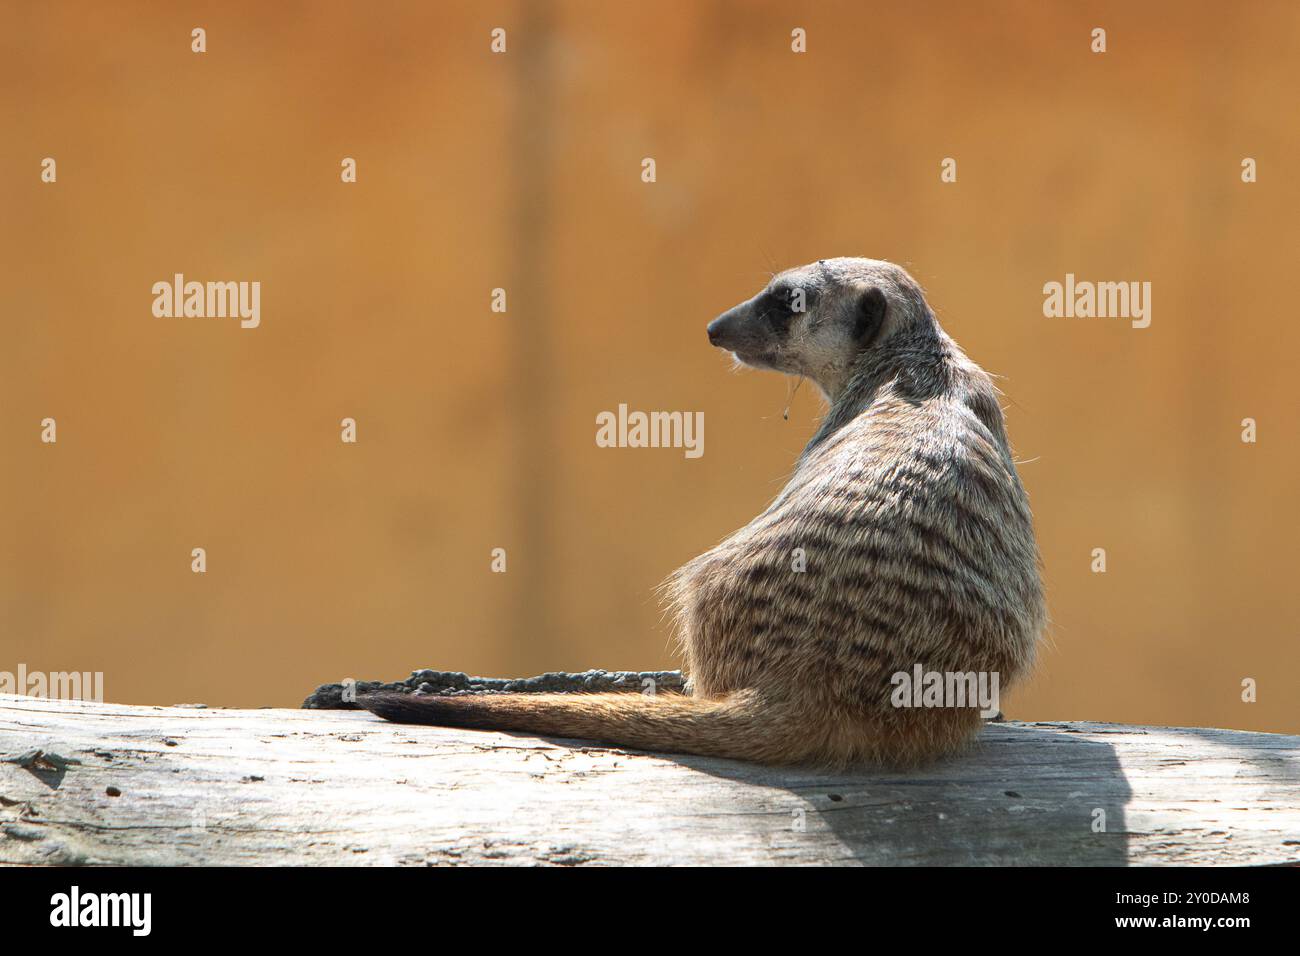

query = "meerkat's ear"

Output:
[[854, 287, 887, 346]]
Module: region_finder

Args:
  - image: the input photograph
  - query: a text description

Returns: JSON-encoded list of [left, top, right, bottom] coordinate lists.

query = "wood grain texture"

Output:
[[1, 693, 1296, 866]]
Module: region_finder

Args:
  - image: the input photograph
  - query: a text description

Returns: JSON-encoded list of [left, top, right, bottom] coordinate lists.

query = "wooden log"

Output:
[[1, 692, 1296, 866]]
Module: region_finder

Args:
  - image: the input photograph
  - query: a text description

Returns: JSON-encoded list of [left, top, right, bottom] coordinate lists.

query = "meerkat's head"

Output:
[[706, 257, 934, 400]]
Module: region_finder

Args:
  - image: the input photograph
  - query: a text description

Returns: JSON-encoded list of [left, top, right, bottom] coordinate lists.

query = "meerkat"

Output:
[[362, 258, 1045, 766]]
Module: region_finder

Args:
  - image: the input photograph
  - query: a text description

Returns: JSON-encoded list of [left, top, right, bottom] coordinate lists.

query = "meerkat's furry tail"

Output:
[[359, 688, 812, 764]]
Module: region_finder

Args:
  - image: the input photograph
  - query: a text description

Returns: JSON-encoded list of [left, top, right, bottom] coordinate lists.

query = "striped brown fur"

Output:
[[362, 258, 1045, 767]]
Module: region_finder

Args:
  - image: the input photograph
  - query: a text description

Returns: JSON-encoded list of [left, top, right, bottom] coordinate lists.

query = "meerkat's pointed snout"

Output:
[[706, 297, 785, 372], [706, 305, 743, 348], [706, 315, 725, 346]]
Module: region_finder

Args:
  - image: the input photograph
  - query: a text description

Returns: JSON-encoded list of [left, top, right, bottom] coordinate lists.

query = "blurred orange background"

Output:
[[2, 1, 1296, 733]]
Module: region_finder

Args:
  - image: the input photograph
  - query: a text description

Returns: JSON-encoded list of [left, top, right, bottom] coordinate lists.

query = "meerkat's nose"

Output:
[[707, 307, 740, 346]]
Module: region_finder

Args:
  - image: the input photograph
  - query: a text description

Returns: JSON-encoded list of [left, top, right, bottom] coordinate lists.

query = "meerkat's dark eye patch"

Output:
[[854, 287, 887, 345], [761, 287, 795, 332], [764, 306, 793, 333]]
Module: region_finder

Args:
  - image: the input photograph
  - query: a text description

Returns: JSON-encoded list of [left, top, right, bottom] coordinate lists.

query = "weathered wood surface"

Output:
[[1, 693, 1296, 866]]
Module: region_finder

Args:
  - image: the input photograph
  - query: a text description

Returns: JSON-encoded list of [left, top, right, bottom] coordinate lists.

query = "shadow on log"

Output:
[[1, 693, 1297, 866]]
